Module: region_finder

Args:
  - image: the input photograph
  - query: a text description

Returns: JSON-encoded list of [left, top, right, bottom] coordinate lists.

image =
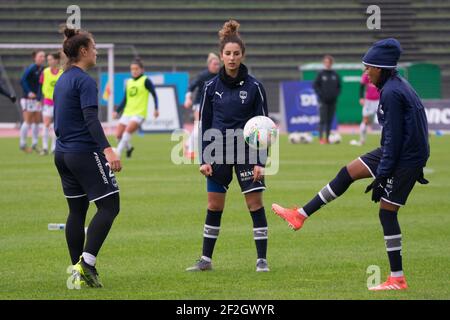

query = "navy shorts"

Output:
[[207, 163, 266, 194], [55, 151, 119, 202], [359, 148, 422, 206]]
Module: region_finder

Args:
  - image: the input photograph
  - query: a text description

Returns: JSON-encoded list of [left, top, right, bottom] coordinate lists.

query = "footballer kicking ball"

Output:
[[243, 116, 278, 150]]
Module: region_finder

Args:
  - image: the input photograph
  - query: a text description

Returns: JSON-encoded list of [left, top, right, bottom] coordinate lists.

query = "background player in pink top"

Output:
[[351, 72, 380, 146]]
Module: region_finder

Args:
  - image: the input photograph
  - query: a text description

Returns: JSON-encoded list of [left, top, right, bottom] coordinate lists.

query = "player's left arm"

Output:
[[145, 78, 158, 110], [253, 81, 268, 117], [377, 90, 404, 178], [337, 72, 342, 95], [253, 81, 269, 170], [37, 72, 44, 102], [20, 66, 33, 97]]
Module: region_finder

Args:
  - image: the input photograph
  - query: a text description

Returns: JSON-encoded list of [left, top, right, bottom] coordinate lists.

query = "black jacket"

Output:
[[188, 69, 218, 105], [199, 64, 268, 166], [376, 71, 429, 177], [313, 69, 341, 104]]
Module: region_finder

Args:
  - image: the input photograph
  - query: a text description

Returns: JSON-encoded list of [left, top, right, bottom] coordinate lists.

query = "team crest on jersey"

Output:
[[239, 91, 248, 104]]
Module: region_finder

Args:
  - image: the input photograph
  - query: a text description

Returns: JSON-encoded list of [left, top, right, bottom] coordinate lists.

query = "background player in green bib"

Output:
[[114, 59, 159, 158], [39, 52, 63, 155]]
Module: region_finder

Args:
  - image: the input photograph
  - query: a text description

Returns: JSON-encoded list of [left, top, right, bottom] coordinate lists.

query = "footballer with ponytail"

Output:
[[187, 20, 271, 273], [61, 26, 96, 69], [219, 19, 245, 55], [53, 26, 121, 287]]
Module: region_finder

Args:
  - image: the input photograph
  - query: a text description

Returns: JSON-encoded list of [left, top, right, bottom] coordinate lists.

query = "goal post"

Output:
[[0, 43, 115, 124]]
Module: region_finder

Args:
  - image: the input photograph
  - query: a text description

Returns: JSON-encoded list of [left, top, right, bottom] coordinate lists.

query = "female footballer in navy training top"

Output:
[[273, 38, 430, 290], [53, 27, 122, 288], [186, 20, 270, 272], [20, 50, 45, 153]]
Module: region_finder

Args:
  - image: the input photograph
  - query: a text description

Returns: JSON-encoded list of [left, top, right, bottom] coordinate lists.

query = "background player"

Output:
[[272, 38, 430, 291], [19, 50, 45, 153], [186, 20, 270, 273], [313, 55, 341, 144], [39, 52, 63, 155], [350, 69, 380, 146], [54, 27, 121, 288], [113, 59, 159, 158], [183, 53, 220, 159]]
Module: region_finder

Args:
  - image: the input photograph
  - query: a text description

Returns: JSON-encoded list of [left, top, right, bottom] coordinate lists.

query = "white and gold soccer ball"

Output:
[[243, 116, 278, 150]]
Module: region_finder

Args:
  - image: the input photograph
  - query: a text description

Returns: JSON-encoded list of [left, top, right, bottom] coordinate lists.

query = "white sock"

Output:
[[19, 122, 30, 148], [391, 270, 404, 277], [192, 122, 199, 154], [31, 123, 39, 146], [187, 130, 195, 153], [42, 126, 49, 150], [51, 128, 56, 152], [201, 256, 211, 262], [360, 122, 367, 143], [117, 131, 131, 155], [82, 252, 97, 266], [297, 208, 309, 218], [126, 140, 132, 151]]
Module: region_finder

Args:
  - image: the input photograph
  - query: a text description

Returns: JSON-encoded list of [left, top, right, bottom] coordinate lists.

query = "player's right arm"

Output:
[[359, 74, 368, 106], [359, 84, 365, 106], [114, 88, 127, 119], [21, 65, 35, 98], [377, 90, 404, 178], [199, 82, 214, 176], [184, 71, 204, 108], [81, 77, 121, 172], [312, 71, 322, 101]]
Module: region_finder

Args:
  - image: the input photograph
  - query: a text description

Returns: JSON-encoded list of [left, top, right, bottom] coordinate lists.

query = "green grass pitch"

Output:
[[0, 133, 449, 299]]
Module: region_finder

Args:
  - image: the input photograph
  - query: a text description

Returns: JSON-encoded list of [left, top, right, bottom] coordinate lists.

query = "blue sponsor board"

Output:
[[280, 81, 337, 132]]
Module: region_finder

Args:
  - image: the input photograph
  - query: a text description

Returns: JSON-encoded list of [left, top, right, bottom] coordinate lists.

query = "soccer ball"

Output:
[[243, 116, 278, 150], [288, 133, 301, 144], [329, 132, 342, 144], [288, 132, 313, 144]]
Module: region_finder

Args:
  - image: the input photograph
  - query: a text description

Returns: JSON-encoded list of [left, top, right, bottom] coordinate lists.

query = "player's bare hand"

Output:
[[104, 147, 122, 172], [112, 111, 118, 119], [359, 98, 365, 107], [28, 92, 36, 99], [253, 165, 264, 182], [154, 110, 159, 119], [200, 164, 213, 177]]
